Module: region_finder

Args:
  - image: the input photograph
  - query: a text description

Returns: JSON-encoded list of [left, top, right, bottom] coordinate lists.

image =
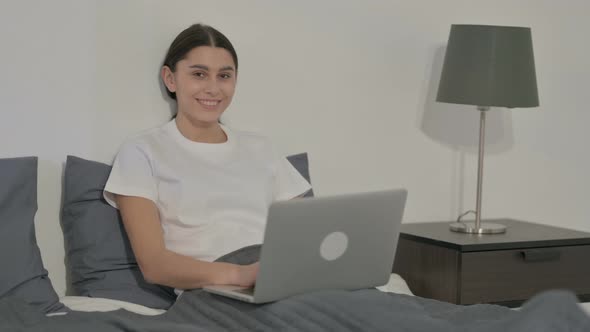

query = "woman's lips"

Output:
[[196, 98, 221, 110]]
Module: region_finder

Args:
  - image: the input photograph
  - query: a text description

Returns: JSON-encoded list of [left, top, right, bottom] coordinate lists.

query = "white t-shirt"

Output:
[[103, 120, 311, 262]]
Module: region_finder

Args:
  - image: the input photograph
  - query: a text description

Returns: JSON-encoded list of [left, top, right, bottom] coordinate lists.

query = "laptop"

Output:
[[203, 188, 407, 303]]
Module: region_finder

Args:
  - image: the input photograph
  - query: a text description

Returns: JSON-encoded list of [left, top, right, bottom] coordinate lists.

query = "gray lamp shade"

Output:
[[436, 24, 539, 108]]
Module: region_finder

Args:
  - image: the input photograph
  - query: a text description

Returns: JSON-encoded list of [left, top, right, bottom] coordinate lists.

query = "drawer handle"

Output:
[[520, 249, 561, 262]]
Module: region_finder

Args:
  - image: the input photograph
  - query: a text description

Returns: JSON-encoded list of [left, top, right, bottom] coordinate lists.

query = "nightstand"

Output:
[[392, 219, 590, 307]]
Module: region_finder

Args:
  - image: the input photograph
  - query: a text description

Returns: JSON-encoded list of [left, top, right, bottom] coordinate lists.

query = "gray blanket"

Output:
[[2, 246, 589, 331]]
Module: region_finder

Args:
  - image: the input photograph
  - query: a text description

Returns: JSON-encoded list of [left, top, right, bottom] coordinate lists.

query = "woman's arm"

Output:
[[115, 194, 258, 289]]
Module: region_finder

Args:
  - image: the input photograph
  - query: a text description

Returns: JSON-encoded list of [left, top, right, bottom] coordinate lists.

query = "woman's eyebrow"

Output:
[[188, 64, 209, 70], [188, 64, 235, 71]]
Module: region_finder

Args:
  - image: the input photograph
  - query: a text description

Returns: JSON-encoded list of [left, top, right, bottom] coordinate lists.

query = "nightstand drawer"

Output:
[[460, 245, 590, 304]]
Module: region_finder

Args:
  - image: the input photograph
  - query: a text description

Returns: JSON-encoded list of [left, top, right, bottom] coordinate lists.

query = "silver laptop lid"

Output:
[[253, 188, 407, 303]]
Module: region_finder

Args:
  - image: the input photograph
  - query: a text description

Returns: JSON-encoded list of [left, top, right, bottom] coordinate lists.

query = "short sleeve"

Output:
[[272, 155, 312, 202], [103, 142, 157, 209]]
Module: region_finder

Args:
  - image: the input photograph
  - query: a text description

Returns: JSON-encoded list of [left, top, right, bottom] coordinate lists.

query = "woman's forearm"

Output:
[[142, 249, 240, 289]]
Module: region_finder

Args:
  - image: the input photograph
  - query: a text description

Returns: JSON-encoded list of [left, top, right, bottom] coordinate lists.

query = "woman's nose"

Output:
[[204, 78, 221, 95]]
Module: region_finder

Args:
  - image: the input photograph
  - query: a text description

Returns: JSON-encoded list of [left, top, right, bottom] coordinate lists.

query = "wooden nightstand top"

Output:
[[400, 218, 590, 252]]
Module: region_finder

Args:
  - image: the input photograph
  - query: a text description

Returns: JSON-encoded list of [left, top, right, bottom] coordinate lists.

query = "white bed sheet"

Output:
[[59, 296, 166, 316], [578, 302, 590, 316]]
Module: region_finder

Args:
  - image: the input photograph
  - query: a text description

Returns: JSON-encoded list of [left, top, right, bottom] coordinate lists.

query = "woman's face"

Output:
[[163, 46, 237, 126]]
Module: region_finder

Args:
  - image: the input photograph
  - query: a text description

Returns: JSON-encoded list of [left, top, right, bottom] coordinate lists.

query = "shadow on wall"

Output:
[[417, 45, 515, 219]]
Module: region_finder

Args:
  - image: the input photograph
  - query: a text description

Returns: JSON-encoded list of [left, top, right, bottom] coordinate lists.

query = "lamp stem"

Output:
[[475, 106, 489, 230], [448, 106, 506, 234]]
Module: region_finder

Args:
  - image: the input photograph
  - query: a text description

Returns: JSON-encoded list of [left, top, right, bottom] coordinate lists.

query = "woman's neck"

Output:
[[174, 114, 227, 144]]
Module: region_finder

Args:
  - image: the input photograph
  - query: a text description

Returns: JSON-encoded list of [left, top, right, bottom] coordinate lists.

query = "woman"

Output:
[[103, 24, 311, 294]]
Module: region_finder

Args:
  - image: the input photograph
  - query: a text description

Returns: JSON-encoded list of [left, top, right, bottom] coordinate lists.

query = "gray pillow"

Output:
[[61, 153, 313, 309], [286, 152, 314, 198], [0, 157, 65, 313], [62, 156, 176, 309]]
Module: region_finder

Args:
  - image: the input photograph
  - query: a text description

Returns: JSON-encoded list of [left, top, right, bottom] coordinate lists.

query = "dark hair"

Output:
[[162, 23, 238, 101]]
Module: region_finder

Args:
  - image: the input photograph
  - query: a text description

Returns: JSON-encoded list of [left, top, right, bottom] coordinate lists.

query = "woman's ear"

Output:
[[161, 66, 176, 93]]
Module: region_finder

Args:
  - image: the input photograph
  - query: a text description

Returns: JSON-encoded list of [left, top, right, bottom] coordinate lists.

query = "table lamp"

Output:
[[436, 24, 539, 234]]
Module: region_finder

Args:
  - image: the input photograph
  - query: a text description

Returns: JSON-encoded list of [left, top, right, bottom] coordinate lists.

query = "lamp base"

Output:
[[449, 221, 507, 234]]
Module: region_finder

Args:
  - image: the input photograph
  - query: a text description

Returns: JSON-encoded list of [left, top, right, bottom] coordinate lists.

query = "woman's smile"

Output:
[[196, 98, 221, 110]]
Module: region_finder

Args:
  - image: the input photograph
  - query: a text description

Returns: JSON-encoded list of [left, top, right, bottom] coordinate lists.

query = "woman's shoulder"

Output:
[[228, 126, 285, 162], [227, 126, 273, 148], [227, 124, 270, 143]]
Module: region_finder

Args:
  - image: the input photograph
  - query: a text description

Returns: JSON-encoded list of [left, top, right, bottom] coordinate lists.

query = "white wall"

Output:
[[1, 0, 589, 296]]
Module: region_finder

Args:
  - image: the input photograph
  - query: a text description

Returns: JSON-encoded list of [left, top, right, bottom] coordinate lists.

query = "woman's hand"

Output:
[[232, 262, 259, 287]]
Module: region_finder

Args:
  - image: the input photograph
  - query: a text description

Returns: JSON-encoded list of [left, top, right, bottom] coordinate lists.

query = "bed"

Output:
[[2, 155, 590, 331], [4, 268, 590, 331]]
